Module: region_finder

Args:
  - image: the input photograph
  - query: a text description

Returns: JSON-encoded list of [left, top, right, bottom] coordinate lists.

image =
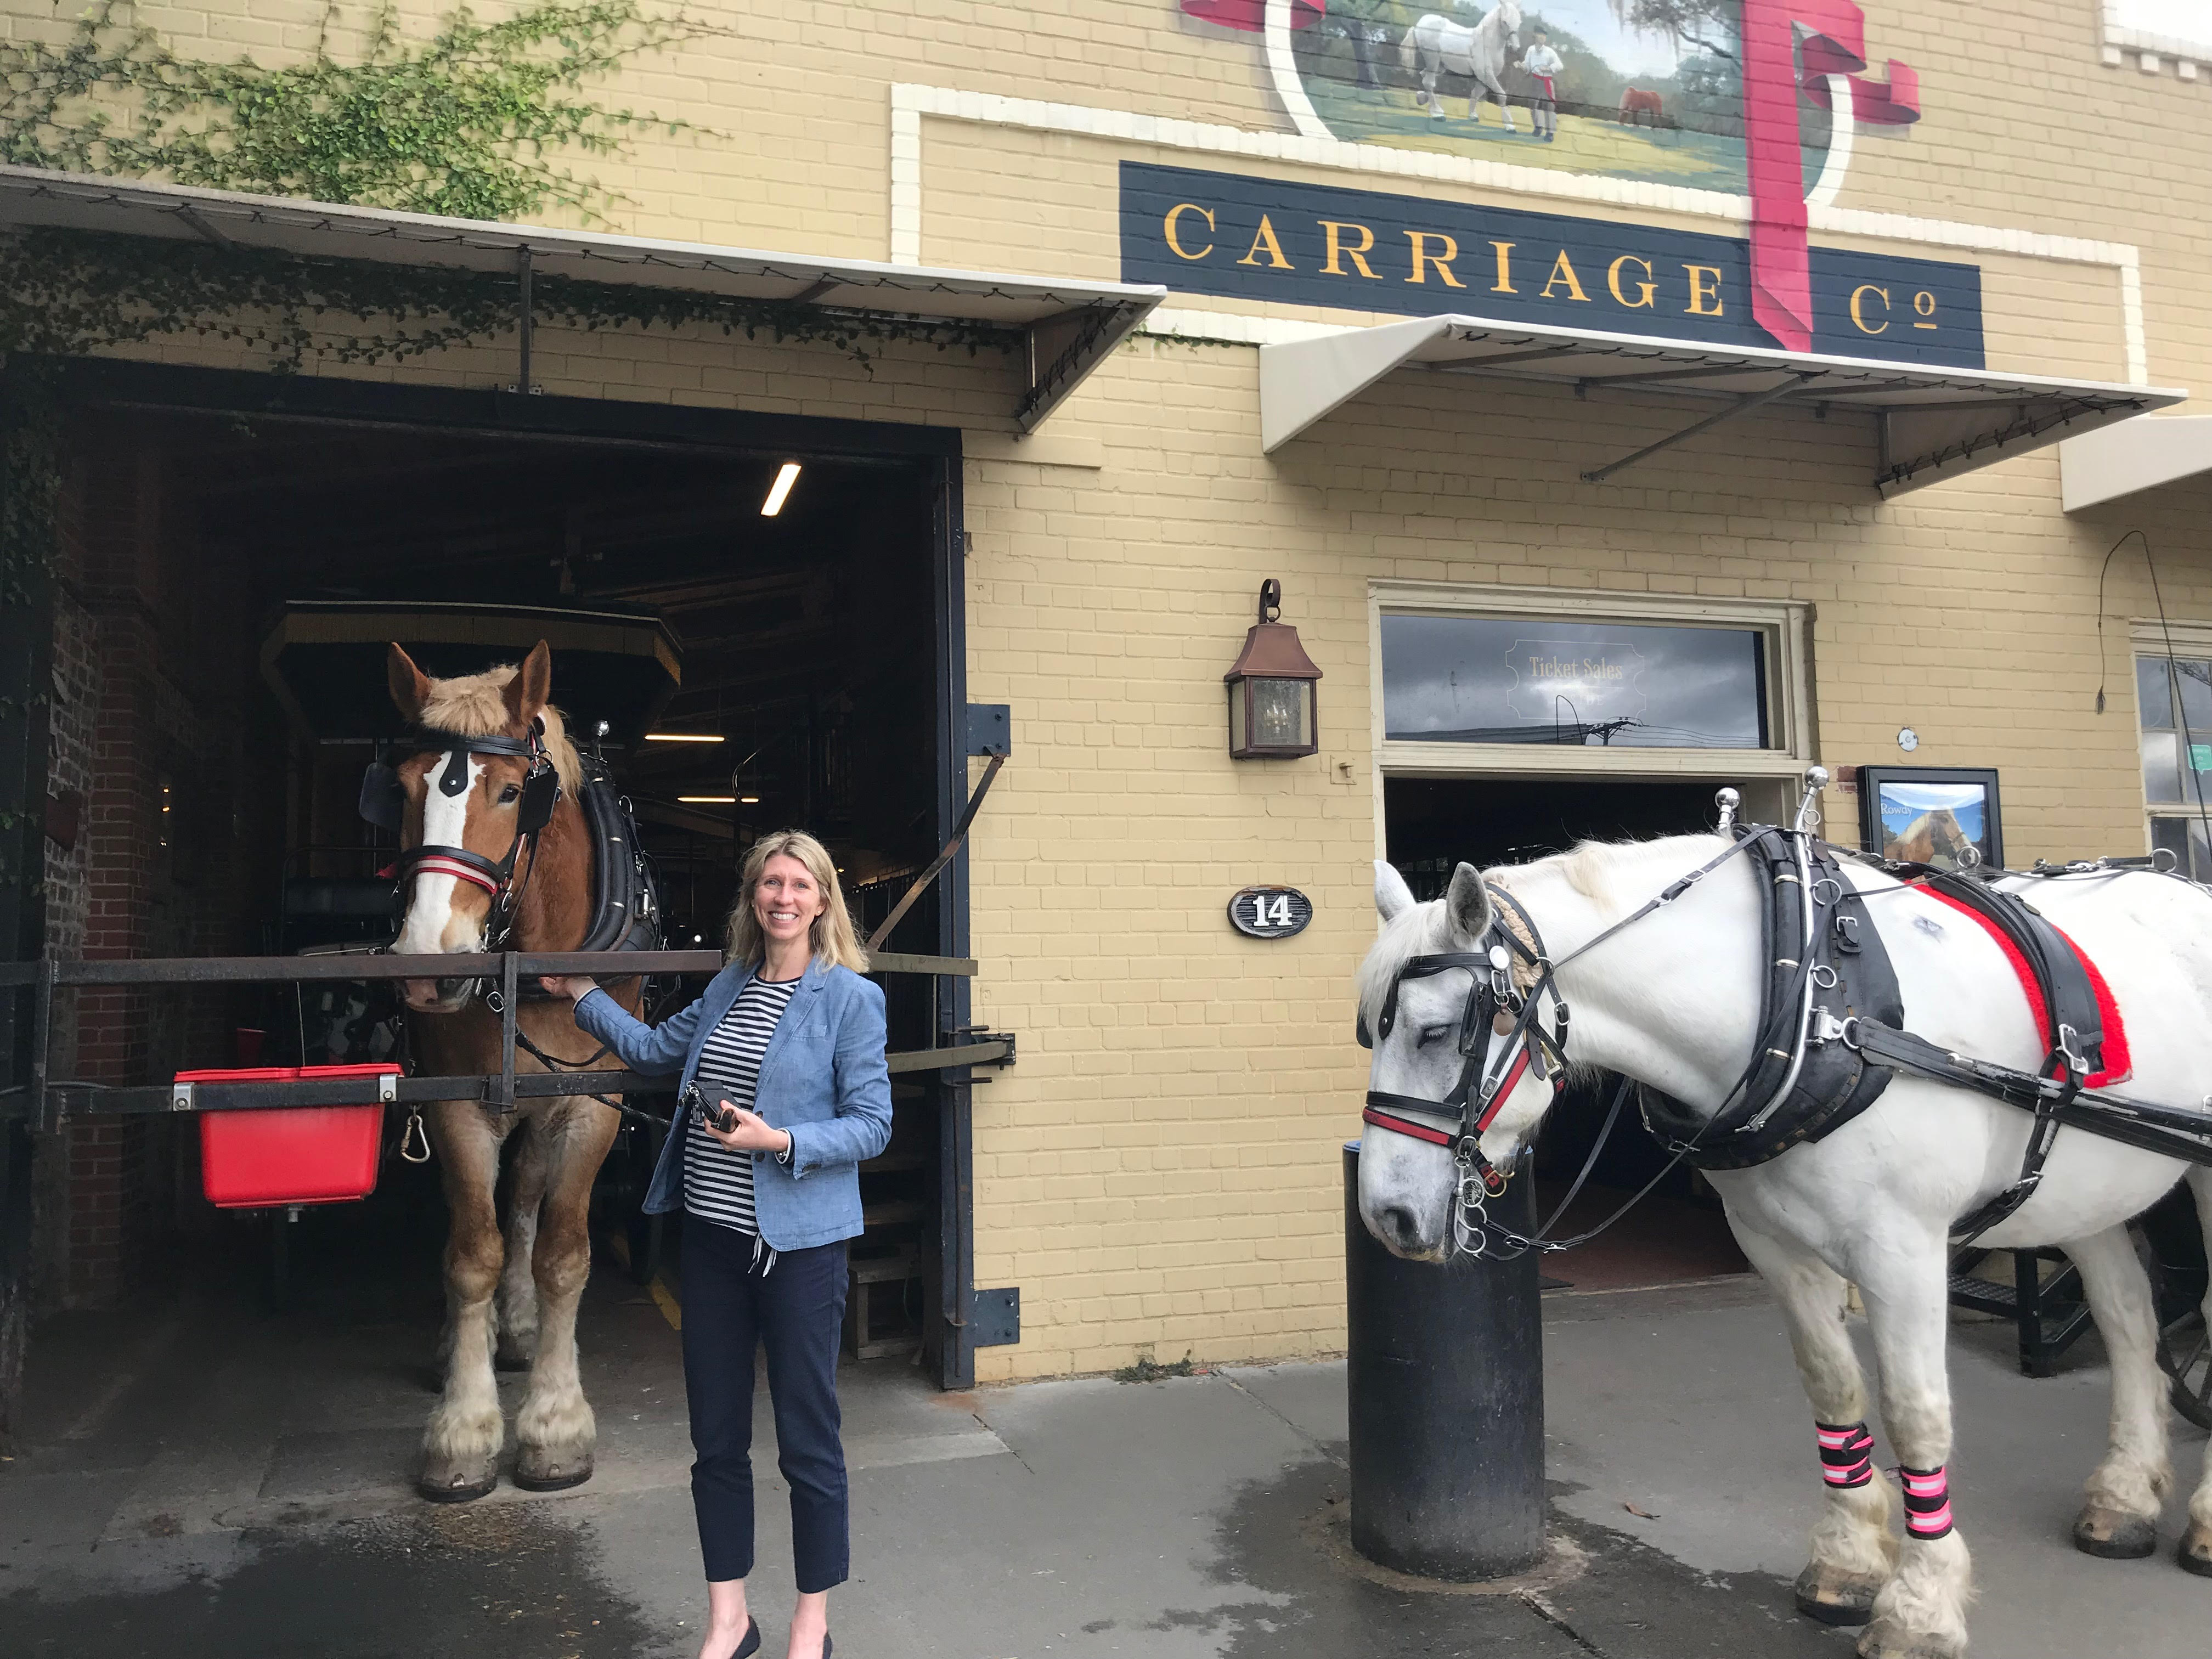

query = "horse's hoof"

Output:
[[1857, 1626, 1963, 1659], [416, 1463, 498, 1504], [2177, 1525, 2212, 1577], [2074, 1505, 2158, 1559], [1792, 1564, 1881, 1627], [494, 1345, 534, 1373], [513, 1447, 595, 1492]]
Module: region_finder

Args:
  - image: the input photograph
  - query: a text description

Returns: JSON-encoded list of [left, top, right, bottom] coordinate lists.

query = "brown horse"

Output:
[[1619, 86, 1664, 126], [383, 640, 642, 1501]]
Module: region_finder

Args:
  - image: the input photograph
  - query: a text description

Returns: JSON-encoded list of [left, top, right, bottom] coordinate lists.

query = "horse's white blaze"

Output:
[[393, 757, 485, 957], [1356, 838, 2212, 1654]]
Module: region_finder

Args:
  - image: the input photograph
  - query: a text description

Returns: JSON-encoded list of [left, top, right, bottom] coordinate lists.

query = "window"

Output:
[[1382, 614, 1770, 749], [2136, 650, 2212, 876]]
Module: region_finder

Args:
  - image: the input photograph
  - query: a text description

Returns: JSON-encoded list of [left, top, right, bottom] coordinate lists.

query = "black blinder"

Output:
[[516, 764, 560, 835], [1356, 1012, 1373, 1050], [358, 762, 404, 833]]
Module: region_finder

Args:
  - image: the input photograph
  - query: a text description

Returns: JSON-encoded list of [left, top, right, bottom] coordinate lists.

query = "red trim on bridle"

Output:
[[1361, 1106, 1455, 1146], [405, 854, 506, 897]]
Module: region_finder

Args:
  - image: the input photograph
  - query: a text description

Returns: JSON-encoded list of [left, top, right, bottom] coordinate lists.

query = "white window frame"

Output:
[[2130, 620, 2212, 858], [1369, 582, 1814, 785]]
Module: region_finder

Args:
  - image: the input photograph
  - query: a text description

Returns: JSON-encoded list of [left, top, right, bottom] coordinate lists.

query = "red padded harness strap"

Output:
[[1916, 885, 2131, 1086]]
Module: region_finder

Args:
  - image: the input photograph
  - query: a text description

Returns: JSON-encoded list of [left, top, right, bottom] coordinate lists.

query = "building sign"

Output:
[[1505, 639, 1647, 725], [1178, 0, 1930, 355], [1121, 161, 1982, 368], [1229, 885, 1314, 939]]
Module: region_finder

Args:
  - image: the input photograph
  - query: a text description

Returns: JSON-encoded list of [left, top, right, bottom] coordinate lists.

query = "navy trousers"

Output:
[[679, 1217, 851, 1592]]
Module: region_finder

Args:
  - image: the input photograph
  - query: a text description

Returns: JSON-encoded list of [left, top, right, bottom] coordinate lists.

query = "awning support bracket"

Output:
[[1017, 306, 1117, 431], [1581, 373, 1816, 484]]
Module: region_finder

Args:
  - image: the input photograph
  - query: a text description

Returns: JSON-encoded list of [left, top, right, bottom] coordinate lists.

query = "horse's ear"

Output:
[[504, 640, 552, 732], [1444, 861, 1494, 946], [387, 643, 430, 724], [1375, 860, 1417, 922]]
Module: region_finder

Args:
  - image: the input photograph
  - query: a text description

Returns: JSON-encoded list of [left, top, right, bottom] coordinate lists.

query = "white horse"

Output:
[[1357, 832, 2212, 1658], [1402, 3, 1523, 129]]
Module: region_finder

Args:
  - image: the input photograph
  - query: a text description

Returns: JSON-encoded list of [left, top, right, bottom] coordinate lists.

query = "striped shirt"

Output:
[[683, 975, 802, 1234]]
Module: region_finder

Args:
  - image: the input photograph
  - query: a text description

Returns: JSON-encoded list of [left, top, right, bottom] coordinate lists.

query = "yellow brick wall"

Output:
[[13, 0, 2212, 1378]]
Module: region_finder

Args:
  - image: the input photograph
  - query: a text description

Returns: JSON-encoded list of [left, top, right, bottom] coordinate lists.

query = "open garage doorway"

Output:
[[1384, 775, 1765, 1291], [34, 366, 979, 1386]]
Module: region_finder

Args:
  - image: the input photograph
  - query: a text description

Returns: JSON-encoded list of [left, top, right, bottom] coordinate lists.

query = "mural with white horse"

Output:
[[1402, 3, 1524, 129], [1357, 799, 2212, 1657]]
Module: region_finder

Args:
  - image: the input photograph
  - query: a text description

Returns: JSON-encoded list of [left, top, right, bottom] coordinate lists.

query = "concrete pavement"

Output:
[[3, 1221, 2208, 1657]]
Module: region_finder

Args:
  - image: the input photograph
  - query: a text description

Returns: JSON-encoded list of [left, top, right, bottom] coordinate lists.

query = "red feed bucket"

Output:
[[187, 1064, 399, 1209]]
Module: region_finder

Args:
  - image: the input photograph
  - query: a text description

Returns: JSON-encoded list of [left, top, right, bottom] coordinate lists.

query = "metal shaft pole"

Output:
[[1345, 1143, 1547, 1579]]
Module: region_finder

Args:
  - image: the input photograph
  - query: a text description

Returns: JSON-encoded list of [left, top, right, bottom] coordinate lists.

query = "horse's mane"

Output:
[[1358, 836, 1689, 1031], [416, 664, 583, 797]]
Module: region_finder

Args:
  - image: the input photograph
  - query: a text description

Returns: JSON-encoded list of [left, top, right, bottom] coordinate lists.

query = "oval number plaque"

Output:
[[1229, 885, 1313, 940]]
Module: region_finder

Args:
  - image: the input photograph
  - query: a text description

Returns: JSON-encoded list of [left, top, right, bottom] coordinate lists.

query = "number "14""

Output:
[[1251, 894, 1295, 928]]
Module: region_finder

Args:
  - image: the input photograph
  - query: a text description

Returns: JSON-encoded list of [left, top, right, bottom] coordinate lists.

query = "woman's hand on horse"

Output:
[[539, 974, 599, 1002], [704, 1104, 793, 1156]]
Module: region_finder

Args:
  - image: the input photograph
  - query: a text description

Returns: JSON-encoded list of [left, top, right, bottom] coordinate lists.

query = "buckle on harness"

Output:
[[2056, 1023, 2089, 1076], [1811, 1009, 1860, 1049]]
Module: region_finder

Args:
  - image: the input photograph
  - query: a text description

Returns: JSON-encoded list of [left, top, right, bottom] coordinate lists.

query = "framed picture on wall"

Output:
[[1857, 766, 2004, 870]]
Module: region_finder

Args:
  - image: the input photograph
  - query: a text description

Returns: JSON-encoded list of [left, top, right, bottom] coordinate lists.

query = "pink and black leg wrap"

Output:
[[1900, 1464, 1954, 1540], [1815, 1420, 1876, 1489]]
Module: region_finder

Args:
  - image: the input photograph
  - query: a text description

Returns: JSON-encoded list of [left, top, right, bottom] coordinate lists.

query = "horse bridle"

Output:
[[1358, 827, 1788, 1257], [359, 722, 562, 951], [1358, 882, 1569, 1203]]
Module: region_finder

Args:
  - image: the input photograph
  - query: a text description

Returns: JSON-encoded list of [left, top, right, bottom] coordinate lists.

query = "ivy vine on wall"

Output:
[[3, 0, 705, 223]]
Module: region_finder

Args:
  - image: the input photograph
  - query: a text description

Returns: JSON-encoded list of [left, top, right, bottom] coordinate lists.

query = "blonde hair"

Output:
[[725, 830, 871, 973]]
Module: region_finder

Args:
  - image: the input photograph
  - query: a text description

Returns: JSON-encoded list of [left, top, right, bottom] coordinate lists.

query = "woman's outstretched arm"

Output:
[[560, 979, 711, 1080]]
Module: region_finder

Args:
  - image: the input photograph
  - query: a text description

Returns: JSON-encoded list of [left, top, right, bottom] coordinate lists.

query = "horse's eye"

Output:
[[498, 785, 521, 805], [1417, 1025, 1454, 1047]]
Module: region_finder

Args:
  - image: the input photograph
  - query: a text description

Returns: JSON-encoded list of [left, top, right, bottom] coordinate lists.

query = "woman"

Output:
[[541, 830, 891, 1659]]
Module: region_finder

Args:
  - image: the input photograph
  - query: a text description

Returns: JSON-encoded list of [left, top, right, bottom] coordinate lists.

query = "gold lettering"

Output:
[[1489, 240, 1517, 294], [1541, 250, 1589, 303], [1849, 284, 1891, 334], [1606, 255, 1656, 309], [1164, 202, 1215, 262], [1406, 231, 1465, 287], [1684, 264, 1725, 317], [1237, 214, 1294, 270], [1912, 289, 1939, 331], [1319, 220, 1381, 279]]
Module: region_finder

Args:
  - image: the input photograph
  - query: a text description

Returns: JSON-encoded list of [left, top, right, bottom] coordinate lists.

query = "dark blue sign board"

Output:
[[1120, 161, 1983, 370]]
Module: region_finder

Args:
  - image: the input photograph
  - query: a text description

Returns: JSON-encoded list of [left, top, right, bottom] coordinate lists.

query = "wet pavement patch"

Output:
[[1199, 1457, 1853, 1659], [5, 1497, 664, 1659]]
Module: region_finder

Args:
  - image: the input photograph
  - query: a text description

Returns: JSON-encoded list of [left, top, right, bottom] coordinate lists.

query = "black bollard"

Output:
[[1345, 1142, 1546, 1579]]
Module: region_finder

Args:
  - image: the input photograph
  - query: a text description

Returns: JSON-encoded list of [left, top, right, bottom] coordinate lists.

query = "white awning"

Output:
[[0, 164, 1164, 430], [2060, 415, 2212, 512], [1259, 313, 2185, 496]]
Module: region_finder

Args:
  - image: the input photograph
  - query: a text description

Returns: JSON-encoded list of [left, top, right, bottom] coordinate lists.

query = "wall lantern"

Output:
[[1224, 579, 1322, 759]]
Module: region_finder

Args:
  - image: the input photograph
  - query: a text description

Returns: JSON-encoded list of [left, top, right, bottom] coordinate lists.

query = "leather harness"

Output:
[[1361, 786, 2212, 1257]]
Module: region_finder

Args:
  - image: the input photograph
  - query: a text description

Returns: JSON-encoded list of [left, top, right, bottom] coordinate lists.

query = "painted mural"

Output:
[[1183, 0, 1922, 354]]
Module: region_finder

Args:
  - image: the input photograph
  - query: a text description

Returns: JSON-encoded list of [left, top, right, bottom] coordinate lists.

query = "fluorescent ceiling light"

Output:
[[678, 795, 736, 804], [740, 795, 761, 804], [760, 461, 801, 516], [644, 732, 724, 743]]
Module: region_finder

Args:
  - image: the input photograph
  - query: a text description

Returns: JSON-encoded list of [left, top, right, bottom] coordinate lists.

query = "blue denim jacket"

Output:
[[574, 957, 893, 1251]]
